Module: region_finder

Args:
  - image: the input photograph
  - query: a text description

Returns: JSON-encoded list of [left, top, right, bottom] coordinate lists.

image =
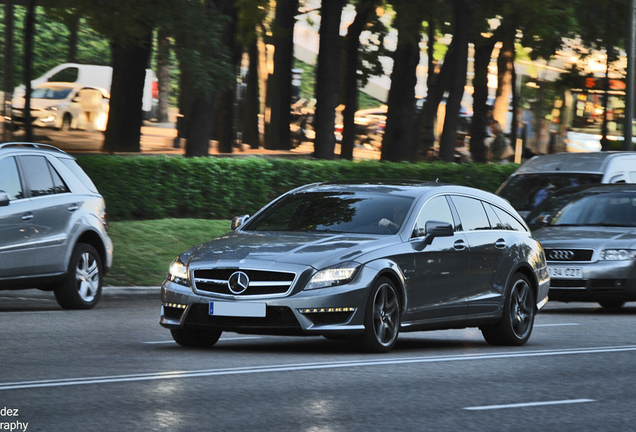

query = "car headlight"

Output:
[[599, 249, 636, 260], [44, 105, 59, 111], [168, 257, 189, 285], [305, 262, 360, 290]]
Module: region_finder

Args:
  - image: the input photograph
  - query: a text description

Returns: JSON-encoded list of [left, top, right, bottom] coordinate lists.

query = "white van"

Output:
[[15, 63, 158, 120], [496, 151, 636, 218]]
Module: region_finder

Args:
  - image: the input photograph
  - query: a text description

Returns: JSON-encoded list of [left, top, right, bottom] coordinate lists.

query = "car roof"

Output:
[[0, 142, 72, 158], [568, 183, 636, 195], [513, 152, 636, 174]]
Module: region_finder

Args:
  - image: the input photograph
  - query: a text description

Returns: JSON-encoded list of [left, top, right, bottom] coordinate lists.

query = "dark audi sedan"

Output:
[[160, 181, 549, 353]]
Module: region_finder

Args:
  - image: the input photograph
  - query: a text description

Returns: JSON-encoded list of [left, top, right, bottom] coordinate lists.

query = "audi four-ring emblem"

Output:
[[228, 271, 250, 294], [548, 250, 574, 260]]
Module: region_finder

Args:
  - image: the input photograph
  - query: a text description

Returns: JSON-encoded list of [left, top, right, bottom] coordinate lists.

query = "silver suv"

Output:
[[0, 143, 113, 309]]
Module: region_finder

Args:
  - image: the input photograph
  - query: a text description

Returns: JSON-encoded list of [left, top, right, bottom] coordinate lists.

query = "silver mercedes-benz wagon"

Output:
[[161, 181, 549, 353]]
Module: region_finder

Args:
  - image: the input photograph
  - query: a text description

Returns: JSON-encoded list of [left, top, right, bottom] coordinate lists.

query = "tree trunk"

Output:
[[469, 32, 500, 163], [340, 0, 375, 160], [185, 96, 217, 156], [102, 28, 153, 153], [381, 2, 424, 162], [156, 29, 171, 124], [23, 0, 36, 143], [438, 0, 475, 162], [265, 0, 298, 150], [243, 38, 261, 149], [4, 0, 14, 142], [415, 17, 439, 159], [493, 21, 515, 133], [313, 0, 345, 160], [66, 10, 80, 63]]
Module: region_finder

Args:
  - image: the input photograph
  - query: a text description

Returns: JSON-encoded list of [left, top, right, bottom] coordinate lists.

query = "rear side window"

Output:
[[19, 156, 69, 197], [490, 205, 527, 232], [60, 158, 99, 193], [451, 196, 490, 231], [0, 157, 24, 200]]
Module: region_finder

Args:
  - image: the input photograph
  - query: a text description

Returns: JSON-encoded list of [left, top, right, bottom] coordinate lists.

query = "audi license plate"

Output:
[[209, 301, 266, 317], [548, 266, 582, 279]]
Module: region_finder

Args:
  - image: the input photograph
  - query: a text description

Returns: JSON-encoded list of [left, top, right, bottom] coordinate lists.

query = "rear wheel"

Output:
[[481, 273, 535, 346], [54, 243, 103, 310], [170, 328, 222, 348], [356, 277, 401, 353], [598, 300, 625, 309]]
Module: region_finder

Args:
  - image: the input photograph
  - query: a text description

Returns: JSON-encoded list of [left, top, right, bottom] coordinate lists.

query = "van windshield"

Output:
[[497, 173, 602, 217]]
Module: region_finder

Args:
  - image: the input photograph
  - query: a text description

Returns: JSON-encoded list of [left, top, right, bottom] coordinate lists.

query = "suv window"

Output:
[[451, 196, 490, 231], [0, 157, 24, 200], [60, 159, 98, 193], [20, 155, 69, 197]]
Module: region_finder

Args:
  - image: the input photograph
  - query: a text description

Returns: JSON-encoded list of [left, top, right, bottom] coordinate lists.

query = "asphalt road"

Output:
[[1, 290, 636, 431]]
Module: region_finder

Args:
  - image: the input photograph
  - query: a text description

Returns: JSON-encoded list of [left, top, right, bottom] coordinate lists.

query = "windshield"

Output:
[[551, 191, 636, 227], [498, 173, 602, 215], [31, 86, 74, 100], [242, 191, 414, 234]]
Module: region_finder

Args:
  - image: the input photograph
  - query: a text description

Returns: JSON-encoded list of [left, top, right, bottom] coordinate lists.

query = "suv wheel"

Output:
[[54, 243, 103, 310]]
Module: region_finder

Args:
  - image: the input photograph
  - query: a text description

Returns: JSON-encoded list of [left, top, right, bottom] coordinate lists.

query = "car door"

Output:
[[0, 156, 35, 278], [407, 195, 470, 321], [449, 196, 512, 316], [18, 155, 77, 274]]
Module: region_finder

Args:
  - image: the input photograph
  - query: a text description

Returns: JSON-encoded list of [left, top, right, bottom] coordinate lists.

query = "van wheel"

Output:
[[60, 113, 72, 131], [54, 243, 103, 309]]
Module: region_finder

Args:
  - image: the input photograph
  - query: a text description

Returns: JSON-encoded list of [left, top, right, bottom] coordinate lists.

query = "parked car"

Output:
[[160, 181, 549, 353], [0, 143, 113, 309], [532, 184, 636, 308], [11, 82, 110, 131], [497, 152, 636, 219]]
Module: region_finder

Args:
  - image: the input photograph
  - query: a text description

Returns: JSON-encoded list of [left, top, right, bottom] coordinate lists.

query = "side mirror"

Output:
[[414, 220, 454, 251], [231, 214, 250, 230], [0, 191, 9, 207], [533, 214, 550, 227]]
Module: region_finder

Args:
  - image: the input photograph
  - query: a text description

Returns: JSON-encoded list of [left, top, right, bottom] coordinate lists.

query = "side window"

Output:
[[492, 206, 527, 232], [414, 196, 454, 237], [19, 156, 57, 197], [50, 164, 70, 194], [450, 196, 490, 231], [0, 157, 24, 200], [484, 203, 503, 229], [49, 67, 79, 83]]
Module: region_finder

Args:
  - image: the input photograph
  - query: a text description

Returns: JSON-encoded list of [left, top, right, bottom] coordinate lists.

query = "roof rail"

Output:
[[0, 142, 67, 154]]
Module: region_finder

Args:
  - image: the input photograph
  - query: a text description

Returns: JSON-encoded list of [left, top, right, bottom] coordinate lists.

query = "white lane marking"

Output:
[[535, 323, 580, 327], [2, 345, 636, 391], [465, 399, 595, 411], [143, 336, 262, 344]]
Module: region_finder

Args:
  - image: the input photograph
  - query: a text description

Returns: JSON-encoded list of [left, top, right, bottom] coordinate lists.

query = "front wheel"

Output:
[[171, 328, 222, 348], [356, 277, 401, 353], [54, 243, 103, 310], [481, 273, 535, 346]]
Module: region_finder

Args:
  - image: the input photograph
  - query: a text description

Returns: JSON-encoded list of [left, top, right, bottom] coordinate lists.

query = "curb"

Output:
[[104, 286, 161, 295]]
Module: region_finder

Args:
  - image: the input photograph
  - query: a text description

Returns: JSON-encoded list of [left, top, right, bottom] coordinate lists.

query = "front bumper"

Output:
[[160, 265, 381, 336], [547, 260, 636, 303]]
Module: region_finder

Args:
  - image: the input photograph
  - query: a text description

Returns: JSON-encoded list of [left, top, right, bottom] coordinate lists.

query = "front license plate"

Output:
[[548, 266, 583, 279], [209, 301, 266, 317]]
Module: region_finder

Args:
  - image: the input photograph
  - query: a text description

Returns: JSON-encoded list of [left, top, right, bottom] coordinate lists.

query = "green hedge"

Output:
[[75, 155, 518, 221]]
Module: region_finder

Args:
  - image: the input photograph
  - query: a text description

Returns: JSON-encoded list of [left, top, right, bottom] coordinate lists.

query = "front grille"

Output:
[[545, 248, 594, 262], [550, 279, 587, 288], [193, 268, 295, 296], [184, 304, 302, 334]]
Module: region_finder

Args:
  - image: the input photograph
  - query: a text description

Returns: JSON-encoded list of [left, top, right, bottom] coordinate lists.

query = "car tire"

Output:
[[54, 243, 103, 310], [356, 277, 401, 353], [60, 113, 72, 131], [598, 300, 625, 309], [170, 328, 222, 348], [481, 273, 535, 346]]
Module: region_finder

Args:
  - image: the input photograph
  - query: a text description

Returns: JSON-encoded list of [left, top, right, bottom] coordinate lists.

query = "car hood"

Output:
[[533, 226, 636, 249], [185, 231, 390, 269]]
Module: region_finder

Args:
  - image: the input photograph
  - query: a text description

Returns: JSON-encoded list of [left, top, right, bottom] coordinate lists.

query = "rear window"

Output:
[[60, 158, 99, 193], [498, 173, 602, 215]]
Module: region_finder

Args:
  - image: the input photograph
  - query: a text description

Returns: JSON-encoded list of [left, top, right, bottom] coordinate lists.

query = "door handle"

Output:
[[453, 240, 466, 251], [495, 239, 506, 249], [21, 212, 34, 221], [68, 204, 79, 212]]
